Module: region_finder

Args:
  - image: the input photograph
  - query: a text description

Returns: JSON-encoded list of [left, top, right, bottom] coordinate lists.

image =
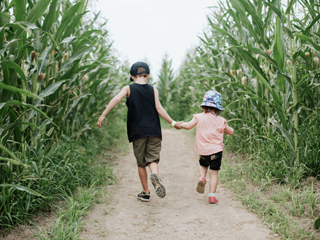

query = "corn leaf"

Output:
[[0, 82, 41, 99], [0, 60, 28, 88], [42, 0, 58, 31], [298, 113, 320, 147], [0, 100, 56, 126], [0, 144, 26, 166], [273, 16, 286, 93], [0, 184, 45, 198], [295, 34, 320, 51], [269, 118, 294, 150], [303, 14, 320, 35], [15, 0, 26, 22], [25, 0, 51, 23], [55, 2, 84, 42], [60, 46, 95, 72], [285, 0, 297, 14], [262, 0, 283, 22], [0, 157, 23, 165]]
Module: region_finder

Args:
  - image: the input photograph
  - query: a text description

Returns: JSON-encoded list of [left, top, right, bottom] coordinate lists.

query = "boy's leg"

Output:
[[148, 160, 166, 199], [133, 137, 151, 199], [144, 137, 165, 198], [138, 167, 149, 193], [148, 162, 158, 175]]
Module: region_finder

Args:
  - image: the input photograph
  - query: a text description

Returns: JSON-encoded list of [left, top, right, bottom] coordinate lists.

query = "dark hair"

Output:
[[202, 106, 221, 116], [135, 67, 148, 78]]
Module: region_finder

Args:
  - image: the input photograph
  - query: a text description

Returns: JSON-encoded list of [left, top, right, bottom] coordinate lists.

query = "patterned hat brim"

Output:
[[199, 103, 225, 111]]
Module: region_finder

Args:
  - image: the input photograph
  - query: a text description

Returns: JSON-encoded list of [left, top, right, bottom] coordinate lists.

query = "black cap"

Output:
[[129, 61, 150, 81]]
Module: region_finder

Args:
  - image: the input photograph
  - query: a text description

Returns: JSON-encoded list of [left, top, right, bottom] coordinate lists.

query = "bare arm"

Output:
[[154, 88, 182, 129], [225, 123, 234, 135], [181, 117, 197, 130], [96, 86, 129, 128]]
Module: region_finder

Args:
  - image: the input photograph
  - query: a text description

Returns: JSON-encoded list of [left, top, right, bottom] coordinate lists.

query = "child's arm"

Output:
[[181, 118, 197, 130], [154, 88, 182, 129], [225, 123, 234, 135], [96, 86, 129, 128]]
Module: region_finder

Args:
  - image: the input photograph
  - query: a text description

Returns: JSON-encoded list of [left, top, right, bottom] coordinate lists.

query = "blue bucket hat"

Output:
[[199, 90, 224, 111]]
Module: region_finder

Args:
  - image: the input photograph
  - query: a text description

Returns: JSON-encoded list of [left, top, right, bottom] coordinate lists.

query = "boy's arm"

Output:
[[96, 86, 129, 128], [181, 118, 197, 130], [154, 88, 182, 129], [225, 123, 234, 135]]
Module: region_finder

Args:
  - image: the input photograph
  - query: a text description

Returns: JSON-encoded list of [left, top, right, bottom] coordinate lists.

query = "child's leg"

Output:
[[138, 167, 149, 193], [199, 165, 208, 178], [209, 170, 219, 194], [196, 165, 208, 193]]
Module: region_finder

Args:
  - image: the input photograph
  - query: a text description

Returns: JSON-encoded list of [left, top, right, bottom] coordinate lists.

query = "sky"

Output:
[[98, 0, 218, 80]]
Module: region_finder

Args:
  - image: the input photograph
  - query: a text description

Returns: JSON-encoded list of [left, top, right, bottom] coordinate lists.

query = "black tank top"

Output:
[[126, 83, 162, 142]]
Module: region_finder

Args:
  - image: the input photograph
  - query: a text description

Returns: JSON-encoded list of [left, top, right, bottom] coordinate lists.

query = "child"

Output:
[[96, 61, 182, 202], [181, 90, 234, 204]]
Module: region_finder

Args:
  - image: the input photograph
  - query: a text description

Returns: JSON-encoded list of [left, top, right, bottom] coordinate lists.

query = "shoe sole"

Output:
[[137, 197, 150, 202], [209, 200, 218, 204], [150, 174, 166, 198], [196, 180, 205, 193]]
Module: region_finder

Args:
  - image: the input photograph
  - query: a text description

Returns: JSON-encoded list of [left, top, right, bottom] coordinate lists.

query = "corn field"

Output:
[[159, 0, 320, 181], [0, 0, 127, 227], [1, 0, 320, 233]]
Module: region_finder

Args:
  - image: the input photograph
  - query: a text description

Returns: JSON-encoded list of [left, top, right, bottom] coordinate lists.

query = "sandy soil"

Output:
[[80, 129, 278, 240]]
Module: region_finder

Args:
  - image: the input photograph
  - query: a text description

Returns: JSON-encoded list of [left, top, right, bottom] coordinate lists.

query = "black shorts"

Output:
[[199, 151, 222, 170]]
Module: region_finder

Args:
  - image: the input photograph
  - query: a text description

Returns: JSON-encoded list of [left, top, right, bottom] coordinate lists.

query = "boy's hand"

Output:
[[174, 121, 184, 130], [96, 117, 105, 128]]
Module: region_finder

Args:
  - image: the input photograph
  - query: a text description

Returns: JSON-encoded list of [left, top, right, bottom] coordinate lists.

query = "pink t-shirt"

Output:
[[193, 112, 227, 156]]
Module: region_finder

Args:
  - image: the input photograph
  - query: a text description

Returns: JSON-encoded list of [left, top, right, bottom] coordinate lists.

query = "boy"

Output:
[[97, 61, 182, 201]]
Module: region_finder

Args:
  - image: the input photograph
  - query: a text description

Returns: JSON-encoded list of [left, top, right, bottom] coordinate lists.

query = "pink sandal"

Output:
[[196, 177, 206, 193], [209, 196, 218, 204]]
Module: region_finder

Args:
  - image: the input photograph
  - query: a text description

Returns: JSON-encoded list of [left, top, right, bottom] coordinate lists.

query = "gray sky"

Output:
[[99, 0, 218, 79]]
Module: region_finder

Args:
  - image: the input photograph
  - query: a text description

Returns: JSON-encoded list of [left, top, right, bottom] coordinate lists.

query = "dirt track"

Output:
[[80, 128, 277, 240]]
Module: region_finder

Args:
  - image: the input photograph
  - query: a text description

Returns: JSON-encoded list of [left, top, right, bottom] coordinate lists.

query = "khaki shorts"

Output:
[[132, 137, 161, 168]]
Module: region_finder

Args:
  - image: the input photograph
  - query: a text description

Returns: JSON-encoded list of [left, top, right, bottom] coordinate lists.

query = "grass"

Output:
[[0, 118, 127, 238], [36, 182, 105, 240], [220, 150, 320, 240]]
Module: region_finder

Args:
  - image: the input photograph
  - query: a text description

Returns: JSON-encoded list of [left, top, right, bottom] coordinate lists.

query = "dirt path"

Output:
[[80, 129, 277, 240]]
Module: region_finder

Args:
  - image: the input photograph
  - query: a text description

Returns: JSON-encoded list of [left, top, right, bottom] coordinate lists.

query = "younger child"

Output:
[[181, 90, 234, 204], [97, 61, 182, 202]]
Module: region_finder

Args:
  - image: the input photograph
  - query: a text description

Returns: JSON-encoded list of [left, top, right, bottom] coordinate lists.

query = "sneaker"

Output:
[[209, 196, 218, 204], [196, 177, 206, 194], [150, 173, 166, 198], [137, 192, 150, 202]]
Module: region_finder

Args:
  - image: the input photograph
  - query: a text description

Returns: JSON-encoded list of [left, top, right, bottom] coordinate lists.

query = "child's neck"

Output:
[[204, 109, 218, 116], [134, 78, 147, 84]]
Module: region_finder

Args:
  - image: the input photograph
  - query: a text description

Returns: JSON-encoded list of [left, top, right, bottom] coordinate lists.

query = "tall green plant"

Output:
[[173, 0, 320, 179], [0, 0, 127, 228], [157, 55, 178, 117]]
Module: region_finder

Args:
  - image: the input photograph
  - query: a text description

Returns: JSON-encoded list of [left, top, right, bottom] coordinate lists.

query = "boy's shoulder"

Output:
[[130, 82, 153, 87]]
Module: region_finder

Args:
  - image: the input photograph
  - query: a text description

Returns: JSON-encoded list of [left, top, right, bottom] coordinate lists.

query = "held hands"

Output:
[[174, 121, 184, 130]]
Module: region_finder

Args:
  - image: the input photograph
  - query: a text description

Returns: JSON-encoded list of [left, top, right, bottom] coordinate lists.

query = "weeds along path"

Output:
[[80, 129, 276, 240]]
